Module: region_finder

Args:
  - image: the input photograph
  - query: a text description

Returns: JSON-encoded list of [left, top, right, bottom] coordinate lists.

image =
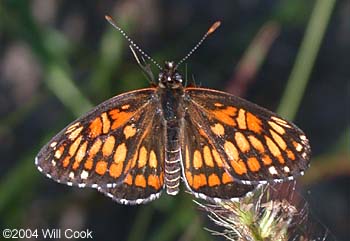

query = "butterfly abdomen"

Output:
[[164, 123, 182, 195]]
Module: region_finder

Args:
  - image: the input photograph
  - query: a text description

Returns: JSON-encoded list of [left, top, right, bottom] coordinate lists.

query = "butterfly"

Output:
[[35, 16, 311, 205]]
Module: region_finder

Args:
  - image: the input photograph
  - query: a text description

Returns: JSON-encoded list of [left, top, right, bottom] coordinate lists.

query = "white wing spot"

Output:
[[295, 143, 303, 152], [80, 170, 89, 180], [268, 166, 278, 175], [136, 199, 144, 204], [69, 172, 75, 179], [240, 180, 254, 185], [120, 199, 128, 204], [198, 193, 207, 200], [50, 142, 57, 148], [283, 166, 290, 173]]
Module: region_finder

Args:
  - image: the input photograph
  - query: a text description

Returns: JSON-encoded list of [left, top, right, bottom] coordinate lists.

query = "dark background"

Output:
[[0, 0, 349, 240]]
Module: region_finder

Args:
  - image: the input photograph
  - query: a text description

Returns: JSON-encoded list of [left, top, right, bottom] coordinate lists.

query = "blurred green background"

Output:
[[0, 0, 348, 240]]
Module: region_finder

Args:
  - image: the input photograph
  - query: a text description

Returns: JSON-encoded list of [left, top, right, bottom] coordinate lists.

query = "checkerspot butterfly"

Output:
[[36, 16, 311, 205]]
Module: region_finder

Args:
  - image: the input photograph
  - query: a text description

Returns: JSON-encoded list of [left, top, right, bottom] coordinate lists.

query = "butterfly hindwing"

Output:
[[35, 88, 159, 189], [185, 87, 311, 185], [98, 111, 165, 204], [181, 110, 256, 201]]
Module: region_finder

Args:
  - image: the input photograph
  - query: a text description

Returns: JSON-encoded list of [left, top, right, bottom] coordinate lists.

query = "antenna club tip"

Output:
[[105, 15, 112, 21], [207, 21, 221, 34]]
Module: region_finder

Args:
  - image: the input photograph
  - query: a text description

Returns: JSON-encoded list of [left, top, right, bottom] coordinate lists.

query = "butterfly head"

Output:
[[158, 61, 183, 89]]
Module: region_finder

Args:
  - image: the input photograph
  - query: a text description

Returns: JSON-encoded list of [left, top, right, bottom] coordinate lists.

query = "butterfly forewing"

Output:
[[185, 87, 311, 185], [98, 111, 165, 204], [36, 88, 159, 189]]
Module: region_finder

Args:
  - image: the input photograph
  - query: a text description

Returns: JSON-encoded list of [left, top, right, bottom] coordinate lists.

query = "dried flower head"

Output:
[[196, 182, 332, 241]]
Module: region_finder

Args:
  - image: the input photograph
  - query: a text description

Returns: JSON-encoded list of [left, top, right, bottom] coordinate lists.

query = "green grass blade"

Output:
[[277, 0, 336, 120]]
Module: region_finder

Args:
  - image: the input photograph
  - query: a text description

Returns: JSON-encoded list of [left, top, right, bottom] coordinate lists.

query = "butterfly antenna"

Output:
[[105, 15, 162, 70], [175, 21, 221, 69]]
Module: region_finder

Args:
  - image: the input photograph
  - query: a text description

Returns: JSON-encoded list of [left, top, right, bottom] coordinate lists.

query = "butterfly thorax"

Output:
[[157, 61, 185, 122]]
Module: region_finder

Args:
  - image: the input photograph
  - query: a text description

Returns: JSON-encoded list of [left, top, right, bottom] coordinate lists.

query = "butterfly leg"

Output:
[[129, 45, 156, 85]]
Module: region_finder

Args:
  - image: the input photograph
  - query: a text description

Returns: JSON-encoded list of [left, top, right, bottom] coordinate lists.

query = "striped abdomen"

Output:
[[164, 122, 182, 195]]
